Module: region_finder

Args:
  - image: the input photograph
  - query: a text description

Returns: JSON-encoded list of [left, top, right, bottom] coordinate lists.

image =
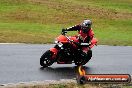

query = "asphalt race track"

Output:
[[0, 44, 132, 84]]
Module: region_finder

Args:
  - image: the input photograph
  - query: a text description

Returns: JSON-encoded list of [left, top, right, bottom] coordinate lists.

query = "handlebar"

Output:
[[66, 34, 91, 47], [62, 30, 79, 46], [61, 29, 91, 47]]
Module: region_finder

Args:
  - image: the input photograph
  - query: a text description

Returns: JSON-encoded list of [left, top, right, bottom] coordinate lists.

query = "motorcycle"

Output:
[[40, 29, 97, 67]]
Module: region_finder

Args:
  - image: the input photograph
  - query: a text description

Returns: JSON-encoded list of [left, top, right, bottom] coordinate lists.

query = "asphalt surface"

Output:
[[0, 44, 132, 84]]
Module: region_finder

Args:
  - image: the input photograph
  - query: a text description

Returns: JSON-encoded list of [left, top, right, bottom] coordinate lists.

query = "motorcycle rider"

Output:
[[62, 19, 97, 63]]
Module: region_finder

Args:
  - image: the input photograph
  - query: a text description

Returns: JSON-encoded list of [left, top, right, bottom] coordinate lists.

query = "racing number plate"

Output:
[[80, 43, 89, 46]]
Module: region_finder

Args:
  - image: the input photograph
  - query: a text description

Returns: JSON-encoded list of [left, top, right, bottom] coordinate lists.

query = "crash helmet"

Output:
[[81, 19, 92, 33]]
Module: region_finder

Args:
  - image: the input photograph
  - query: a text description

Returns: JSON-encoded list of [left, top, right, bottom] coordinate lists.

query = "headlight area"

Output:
[[54, 40, 63, 47]]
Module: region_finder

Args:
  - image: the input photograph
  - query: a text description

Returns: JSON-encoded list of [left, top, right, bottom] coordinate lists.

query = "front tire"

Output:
[[40, 50, 54, 67]]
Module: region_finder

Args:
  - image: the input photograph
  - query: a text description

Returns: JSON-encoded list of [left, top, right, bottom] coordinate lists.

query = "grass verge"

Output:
[[1, 80, 132, 88], [0, 0, 132, 45]]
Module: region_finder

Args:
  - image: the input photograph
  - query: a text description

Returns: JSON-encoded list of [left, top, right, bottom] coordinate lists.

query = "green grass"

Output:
[[0, 22, 62, 43], [0, 0, 132, 45], [69, 0, 132, 13], [94, 19, 132, 45]]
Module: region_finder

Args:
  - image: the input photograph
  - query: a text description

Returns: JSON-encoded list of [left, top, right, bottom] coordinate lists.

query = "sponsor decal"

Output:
[[77, 66, 131, 84]]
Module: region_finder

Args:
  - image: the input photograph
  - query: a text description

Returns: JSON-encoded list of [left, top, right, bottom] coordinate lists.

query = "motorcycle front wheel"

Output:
[[40, 50, 54, 67]]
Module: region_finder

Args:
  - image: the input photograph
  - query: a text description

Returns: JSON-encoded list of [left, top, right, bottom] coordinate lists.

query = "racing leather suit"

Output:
[[66, 24, 94, 45], [65, 24, 96, 62]]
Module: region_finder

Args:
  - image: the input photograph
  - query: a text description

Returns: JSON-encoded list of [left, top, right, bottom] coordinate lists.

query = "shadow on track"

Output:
[[39, 66, 92, 80]]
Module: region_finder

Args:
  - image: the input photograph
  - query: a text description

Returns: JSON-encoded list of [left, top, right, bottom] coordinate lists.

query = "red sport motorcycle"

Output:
[[40, 29, 97, 67]]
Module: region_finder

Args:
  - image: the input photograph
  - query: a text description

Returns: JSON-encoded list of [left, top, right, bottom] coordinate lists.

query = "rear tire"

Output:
[[40, 50, 54, 67], [75, 59, 83, 66], [75, 50, 92, 66]]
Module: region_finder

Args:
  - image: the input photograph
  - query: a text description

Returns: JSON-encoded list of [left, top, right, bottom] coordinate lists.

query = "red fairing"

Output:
[[69, 36, 79, 42], [50, 48, 58, 59], [56, 35, 68, 43]]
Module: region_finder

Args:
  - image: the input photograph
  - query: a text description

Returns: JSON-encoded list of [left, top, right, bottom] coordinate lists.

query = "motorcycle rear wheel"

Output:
[[75, 50, 92, 66], [40, 50, 54, 67], [75, 57, 91, 66]]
